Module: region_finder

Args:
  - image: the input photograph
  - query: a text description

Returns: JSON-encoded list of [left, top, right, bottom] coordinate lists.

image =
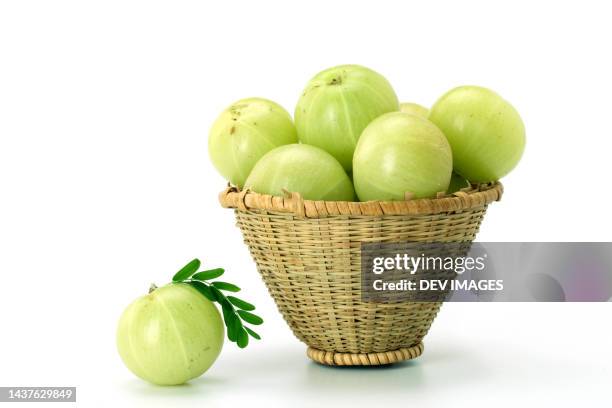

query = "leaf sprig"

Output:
[[171, 258, 263, 348]]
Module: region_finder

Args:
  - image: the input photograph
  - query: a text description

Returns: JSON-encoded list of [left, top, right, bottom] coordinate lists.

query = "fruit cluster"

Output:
[[209, 65, 525, 201]]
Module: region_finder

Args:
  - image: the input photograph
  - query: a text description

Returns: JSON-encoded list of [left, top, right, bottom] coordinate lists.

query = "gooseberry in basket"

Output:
[[295, 64, 399, 171], [244, 144, 355, 201], [208, 97, 297, 188], [400, 102, 429, 118], [353, 112, 453, 201], [429, 86, 525, 182]]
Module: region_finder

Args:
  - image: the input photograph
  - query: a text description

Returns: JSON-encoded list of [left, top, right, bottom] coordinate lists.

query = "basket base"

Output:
[[307, 342, 424, 366]]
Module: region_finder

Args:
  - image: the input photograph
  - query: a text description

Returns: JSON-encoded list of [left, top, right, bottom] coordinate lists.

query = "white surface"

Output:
[[0, 0, 610, 407]]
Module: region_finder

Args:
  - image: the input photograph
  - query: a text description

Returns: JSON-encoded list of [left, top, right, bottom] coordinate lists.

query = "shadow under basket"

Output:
[[219, 182, 503, 366]]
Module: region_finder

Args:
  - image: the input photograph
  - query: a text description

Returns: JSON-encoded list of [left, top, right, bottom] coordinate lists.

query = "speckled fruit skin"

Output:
[[208, 97, 297, 188], [399, 102, 429, 118], [353, 112, 453, 201], [117, 283, 224, 386], [244, 144, 355, 201], [294, 65, 399, 171], [429, 86, 525, 182]]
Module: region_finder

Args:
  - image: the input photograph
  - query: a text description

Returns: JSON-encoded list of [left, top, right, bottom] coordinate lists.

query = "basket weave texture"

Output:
[[219, 183, 503, 358]]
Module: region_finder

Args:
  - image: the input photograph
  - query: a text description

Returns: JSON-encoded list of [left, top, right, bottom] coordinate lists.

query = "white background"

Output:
[[1, 0, 611, 407]]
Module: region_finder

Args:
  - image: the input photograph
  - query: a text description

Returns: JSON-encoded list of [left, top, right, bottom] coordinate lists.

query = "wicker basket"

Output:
[[219, 182, 503, 366]]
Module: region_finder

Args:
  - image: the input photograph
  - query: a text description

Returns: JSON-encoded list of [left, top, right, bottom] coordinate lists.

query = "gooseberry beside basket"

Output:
[[219, 182, 503, 366]]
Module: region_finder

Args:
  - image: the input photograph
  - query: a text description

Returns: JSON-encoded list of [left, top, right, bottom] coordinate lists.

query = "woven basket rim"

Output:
[[219, 182, 503, 218]]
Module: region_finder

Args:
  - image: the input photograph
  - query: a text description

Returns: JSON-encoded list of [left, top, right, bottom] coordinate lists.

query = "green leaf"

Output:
[[222, 305, 238, 342], [226, 322, 237, 342], [232, 313, 243, 334], [192, 268, 224, 281], [209, 286, 225, 302], [220, 303, 235, 328], [188, 281, 216, 302], [237, 328, 249, 348], [244, 327, 261, 340], [172, 259, 201, 282], [169, 260, 261, 348], [212, 281, 241, 292], [227, 296, 255, 311], [237, 310, 263, 325]]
